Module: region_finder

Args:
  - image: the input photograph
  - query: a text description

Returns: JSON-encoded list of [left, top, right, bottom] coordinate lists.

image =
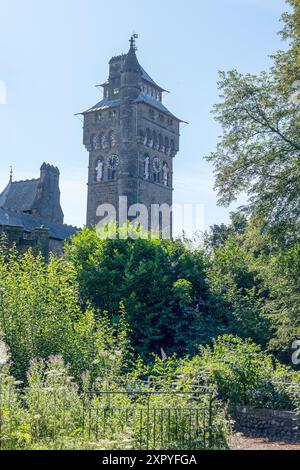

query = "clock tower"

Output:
[[81, 36, 182, 235]]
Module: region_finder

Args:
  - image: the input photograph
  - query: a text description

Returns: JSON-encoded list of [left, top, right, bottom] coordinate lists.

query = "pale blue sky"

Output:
[[0, 0, 287, 233]]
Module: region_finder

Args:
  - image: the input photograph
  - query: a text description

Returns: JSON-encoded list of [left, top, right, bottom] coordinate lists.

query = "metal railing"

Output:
[[0, 383, 229, 450]]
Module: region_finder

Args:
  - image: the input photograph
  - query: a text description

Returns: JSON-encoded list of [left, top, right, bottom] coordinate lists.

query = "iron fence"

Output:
[[0, 385, 229, 450]]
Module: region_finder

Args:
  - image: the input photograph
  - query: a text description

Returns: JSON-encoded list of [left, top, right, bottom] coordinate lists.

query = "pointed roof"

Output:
[[140, 66, 168, 92], [122, 37, 142, 74], [0, 179, 40, 212]]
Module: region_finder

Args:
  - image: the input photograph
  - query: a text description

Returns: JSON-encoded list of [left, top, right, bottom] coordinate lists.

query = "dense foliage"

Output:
[[65, 225, 218, 359], [0, 0, 299, 451]]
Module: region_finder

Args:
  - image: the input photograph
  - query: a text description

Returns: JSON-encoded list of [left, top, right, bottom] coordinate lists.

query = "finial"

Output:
[[129, 33, 138, 51], [9, 165, 13, 182]]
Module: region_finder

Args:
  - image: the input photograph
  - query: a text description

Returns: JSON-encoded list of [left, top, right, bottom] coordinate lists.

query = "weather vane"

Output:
[[130, 33, 138, 51]]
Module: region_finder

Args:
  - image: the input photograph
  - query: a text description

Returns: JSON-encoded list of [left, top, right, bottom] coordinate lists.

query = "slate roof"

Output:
[[83, 98, 121, 114], [83, 47, 170, 115], [0, 208, 78, 241], [123, 44, 142, 74], [82, 93, 183, 121], [140, 66, 167, 92], [135, 92, 183, 121], [0, 179, 40, 212]]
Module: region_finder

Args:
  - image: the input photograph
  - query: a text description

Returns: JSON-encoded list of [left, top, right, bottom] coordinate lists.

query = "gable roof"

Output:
[[0, 179, 40, 212], [0, 208, 78, 241]]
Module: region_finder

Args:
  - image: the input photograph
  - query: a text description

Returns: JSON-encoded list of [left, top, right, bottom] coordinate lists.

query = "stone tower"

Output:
[[81, 36, 182, 235]]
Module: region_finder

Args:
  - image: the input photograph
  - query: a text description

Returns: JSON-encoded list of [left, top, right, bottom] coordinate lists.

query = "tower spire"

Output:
[[9, 165, 13, 182], [122, 34, 141, 74]]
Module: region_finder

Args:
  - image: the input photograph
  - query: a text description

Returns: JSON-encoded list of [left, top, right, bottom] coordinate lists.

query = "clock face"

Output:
[[153, 157, 162, 174], [108, 154, 119, 169]]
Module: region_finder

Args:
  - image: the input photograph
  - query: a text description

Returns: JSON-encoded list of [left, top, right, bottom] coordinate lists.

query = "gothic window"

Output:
[[108, 130, 117, 148], [170, 139, 175, 156], [146, 128, 151, 146], [100, 133, 109, 150], [95, 159, 104, 182], [149, 131, 154, 148], [158, 134, 164, 152], [109, 109, 117, 118], [162, 162, 169, 186], [144, 154, 150, 179], [165, 137, 170, 155], [159, 114, 165, 123], [153, 157, 162, 183], [148, 109, 155, 120], [90, 134, 97, 150], [142, 129, 147, 146], [152, 131, 158, 150]]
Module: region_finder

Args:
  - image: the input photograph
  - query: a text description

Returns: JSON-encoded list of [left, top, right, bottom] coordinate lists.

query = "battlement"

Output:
[[40, 162, 60, 174]]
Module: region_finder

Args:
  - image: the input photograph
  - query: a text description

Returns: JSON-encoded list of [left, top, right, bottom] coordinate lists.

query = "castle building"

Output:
[[81, 36, 183, 235], [0, 163, 77, 257]]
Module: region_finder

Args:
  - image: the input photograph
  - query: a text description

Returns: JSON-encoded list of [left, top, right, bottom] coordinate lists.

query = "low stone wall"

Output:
[[235, 406, 300, 442]]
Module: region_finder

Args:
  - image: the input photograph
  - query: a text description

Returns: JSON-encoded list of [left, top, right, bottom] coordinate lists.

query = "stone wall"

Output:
[[0, 225, 64, 259], [235, 406, 300, 442]]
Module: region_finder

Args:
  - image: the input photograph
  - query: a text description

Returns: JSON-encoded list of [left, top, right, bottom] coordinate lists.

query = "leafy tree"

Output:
[[206, 0, 300, 241], [205, 212, 248, 250], [207, 232, 271, 344], [65, 226, 216, 359], [247, 228, 300, 360]]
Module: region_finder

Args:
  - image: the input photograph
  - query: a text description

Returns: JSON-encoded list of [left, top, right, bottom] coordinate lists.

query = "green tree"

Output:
[[65, 226, 215, 359], [207, 234, 270, 345], [206, 1, 300, 241]]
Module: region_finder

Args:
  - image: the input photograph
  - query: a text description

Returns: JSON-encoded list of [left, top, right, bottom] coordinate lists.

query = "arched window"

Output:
[[99, 133, 109, 150], [170, 140, 175, 156], [146, 128, 151, 146], [108, 130, 117, 148], [90, 134, 97, 150], [153, 157, 161, 183], [144, 154, 150, 179], [158, 134, 164, 152], [153, 131, 158, 150], [95, 159, 104, 182], [162, 161, 169, 186], [165, 137, 170, 155]]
